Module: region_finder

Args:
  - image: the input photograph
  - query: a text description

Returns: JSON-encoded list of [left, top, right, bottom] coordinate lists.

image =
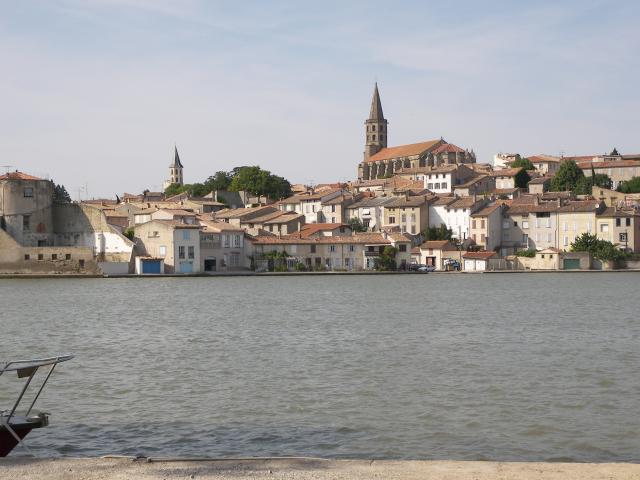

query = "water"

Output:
[[0, 274, 639, 461]]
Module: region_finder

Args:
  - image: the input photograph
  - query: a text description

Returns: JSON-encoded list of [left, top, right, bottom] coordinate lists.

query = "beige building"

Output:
[[215, 205, 305, 234], [469, 204, 503, 251], [417, 240, 459, 270], [382, 195, 431, 235], [527, 176, 551, 195], [528, 155, 561, 175], [557, 200, 604, 250], [249, 231, 412, 271], [198, 219, 248, 272], [491, 168, 525, 189], [595, 207, 640, 253], [134, 220, 201, 273]]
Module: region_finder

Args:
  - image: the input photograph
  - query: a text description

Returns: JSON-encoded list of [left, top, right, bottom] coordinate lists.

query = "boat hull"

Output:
[[0, 415, 47, 457]]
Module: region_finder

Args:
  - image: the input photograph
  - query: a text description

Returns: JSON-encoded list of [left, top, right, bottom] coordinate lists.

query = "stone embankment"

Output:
[[1, 457, 640, 480]]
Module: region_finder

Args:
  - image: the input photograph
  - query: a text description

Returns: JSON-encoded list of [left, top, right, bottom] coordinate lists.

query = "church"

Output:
[[357, 84, 476, 181]]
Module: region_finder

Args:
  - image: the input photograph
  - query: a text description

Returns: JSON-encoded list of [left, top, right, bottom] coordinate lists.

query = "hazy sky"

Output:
[[1, 1, 639, 198]]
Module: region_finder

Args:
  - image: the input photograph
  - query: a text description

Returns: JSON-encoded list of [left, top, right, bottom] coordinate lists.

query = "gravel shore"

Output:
[[1, 458, 639, 480]]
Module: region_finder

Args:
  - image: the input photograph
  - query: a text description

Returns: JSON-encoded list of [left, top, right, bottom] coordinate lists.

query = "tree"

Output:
[[617, 177, 640, 193], [423, 223, 453, 241], [164, 183, 186, 196], [610, 147, 620, 156], [570, 232, 629, 262], [509, 156, 535, 171], [514, 168, 531, 188], [123, 227, 135, 240], [574, 173, 613, 195], [348, 217, 368, 232], [229, 166, 292, 200], [52, 182, 71, 203], [550, 160, 584, 192], [205, 171, 232, 191], [374, 246, 398, 271]]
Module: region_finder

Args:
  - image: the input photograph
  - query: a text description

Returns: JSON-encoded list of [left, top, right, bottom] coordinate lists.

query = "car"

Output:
[[416, 265, 435, 272]]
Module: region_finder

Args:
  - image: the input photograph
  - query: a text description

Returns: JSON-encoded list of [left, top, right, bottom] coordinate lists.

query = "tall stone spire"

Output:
[[369, 82, 384, 120], [163, 145, 184, 190], [364, 83, 388, 161]]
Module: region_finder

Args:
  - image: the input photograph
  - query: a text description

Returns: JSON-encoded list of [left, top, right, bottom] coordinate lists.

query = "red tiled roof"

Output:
[[490, 168, 523, 177], [431, 143, 466, 154], [419, 240, 457, 250], [299, 223, 348, 238], [365, 139, 442, 163], [0, 171, 43, 181], [463, 251, 496, 259]]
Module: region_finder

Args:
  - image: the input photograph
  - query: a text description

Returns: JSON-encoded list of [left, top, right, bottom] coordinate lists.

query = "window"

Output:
[[23, 215, 30, 231], [472, 220, 477, 229], [372, 134, 376, 141], [389, 216, 396, 223], [401, 214, 406, 223], [514, 221, 518, 227], [23, 187, 34, 198], [563, 222, 568, 231], [331, 205, 336, 213], [372, 125, 376, 131], [182, 230, 190, 240], [547, 233, 552, 242], [38, 253, 43, 260], [600, 223, 609, 233], [435, 183, 440, 189], [502, 220, 510, 229], [399, 244, 407, 252], [363, 219, 370, 228], [616, 218, 621, 227], [178, 246, 186, 259], [522, 221, 529, 229], [472, 233, 477, 241], [188, 246, 195, 259], [481, 234, 486, 242], [564, 236, 569, 246], [24, 254, 30, 260], [234, 235, 241, 247], [65, 253, 71, 260], [620, 232, 628, 243], [349, 245, 355, 252], [159, 245, 167, 257], [626, 218, 631, 227], [223, 235, 230, 247], [411, 225, 416, 234], [310, 244, 316, 253], [541, 254, 545, 259], [79, 259, 85, 269], [230, 253, 240, 267], [441, 183, 447, 190], [51, 254, 57, 260], [481, 219, 485, 229], [329, 245, 336, 252]]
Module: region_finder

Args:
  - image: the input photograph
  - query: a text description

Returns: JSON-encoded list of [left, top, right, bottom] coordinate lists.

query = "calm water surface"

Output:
[[0, 274, 639, 461]]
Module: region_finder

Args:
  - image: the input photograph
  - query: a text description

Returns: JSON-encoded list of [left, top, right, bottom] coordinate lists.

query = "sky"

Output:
[[1, 0, 639, 198]]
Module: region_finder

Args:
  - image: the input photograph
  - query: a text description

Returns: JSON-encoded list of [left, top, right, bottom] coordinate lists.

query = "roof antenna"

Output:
[[1, 165, 14, 174]]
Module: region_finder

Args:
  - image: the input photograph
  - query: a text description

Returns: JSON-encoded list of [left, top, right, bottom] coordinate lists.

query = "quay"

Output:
[[2, 458, 640, 480]]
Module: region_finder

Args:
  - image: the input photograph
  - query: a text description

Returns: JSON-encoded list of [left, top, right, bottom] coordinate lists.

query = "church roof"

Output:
[[365, 139, 443, 163], [0, 171, 43, 181], [368, 83, 385, 120], [171, 146, 183, 168]]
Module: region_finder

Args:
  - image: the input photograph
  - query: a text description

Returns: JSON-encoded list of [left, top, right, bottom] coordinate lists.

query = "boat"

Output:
[[0, 354, 73, 456]]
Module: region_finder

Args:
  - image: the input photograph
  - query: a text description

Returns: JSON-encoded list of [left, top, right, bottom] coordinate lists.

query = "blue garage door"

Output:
[[142, 260, 161, 274], [179, 261, 193, 273]]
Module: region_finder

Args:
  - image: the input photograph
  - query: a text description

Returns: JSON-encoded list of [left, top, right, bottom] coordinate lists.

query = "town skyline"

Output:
[[2, 1, 639, 198]]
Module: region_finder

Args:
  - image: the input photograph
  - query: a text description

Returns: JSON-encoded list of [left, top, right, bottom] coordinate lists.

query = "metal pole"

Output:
[[7, 368, 37, 422], [26, 363, 57, 416]]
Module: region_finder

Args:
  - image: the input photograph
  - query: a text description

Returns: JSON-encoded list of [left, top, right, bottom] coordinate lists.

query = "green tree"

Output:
[[570, 232, 629, 262], [423, 223, 453, 241], [374, 246, 398, 271], [348, 217, 368, 232], [229, 166, 292, 200], [123, 227, 135, 240], [550, 160, 584, 192], [509, 156, 535, 170], [205, 171, 232, 191], [574, 173, 613, 195], [52, 182, 71, 202], [617, 176, 640, 193], [514, 168, 532, 188], [164, 183, 187, 196]]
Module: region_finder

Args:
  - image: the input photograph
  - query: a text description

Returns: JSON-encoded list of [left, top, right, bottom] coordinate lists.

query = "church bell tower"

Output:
[[163, 145, 184, 190], [364, 83, 388, 161]]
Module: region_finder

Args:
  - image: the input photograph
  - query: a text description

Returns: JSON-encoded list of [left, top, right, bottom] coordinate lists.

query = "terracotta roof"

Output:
[[471, 204, 502, 217], [491, 168, 523, 177], [431, 143, 466, 154], [446, 197, 481, 210], [299, 223, 348, 238], [250, 232, 392, 245], [388, 232, 412, 242], [420, 240, 457, 250], [455, 175, 488, 188], [0, 171, 43, 181], [506, 203, 559, 214], [198, 219, 244, 232], [494, 187, 520, 194], [558, 200, 600, 213], [365, 139, 442, 163], [397, 164, 459, 174], [528, 155, 561, 163], [576, 160, 640, 169], [463, 251, 496, 259], [540, 247, 562, 253], [348, 197, 397, 209], [528, 176, 552, 184], [386, 195, 430, 208], [156, 208, 196, 216], [432, 196, 457, 206]]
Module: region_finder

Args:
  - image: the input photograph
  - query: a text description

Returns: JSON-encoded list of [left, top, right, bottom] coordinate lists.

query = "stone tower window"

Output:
[[372, 134, 376, 141], [372, 125, 376, 131]]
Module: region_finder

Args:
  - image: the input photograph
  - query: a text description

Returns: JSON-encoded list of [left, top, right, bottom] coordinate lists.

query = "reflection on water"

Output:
[[0, 274, 639, 461]]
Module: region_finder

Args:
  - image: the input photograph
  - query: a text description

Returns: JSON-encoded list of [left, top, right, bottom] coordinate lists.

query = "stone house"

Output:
[[469, 204, 503, 251], [441, 196, 486, 242], [417, 240, 459, 270], [345, 196, 396, 231], [527, 176, 551, 195], [462, 251, 497, 271], [382, 195, 431, 235], [491, 168, 526, 190], [528, 155, 561, 175], [134, 220, 201, 273], [557, 200, 604, 250], [198, 219, 248, 272], [453, 175, 495, 197], [595, 207, 640, 253]]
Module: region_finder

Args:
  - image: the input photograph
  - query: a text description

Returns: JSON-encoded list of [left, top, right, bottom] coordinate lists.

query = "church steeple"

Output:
[[163, 145, 184, 190], [364, 83, 388, 161]]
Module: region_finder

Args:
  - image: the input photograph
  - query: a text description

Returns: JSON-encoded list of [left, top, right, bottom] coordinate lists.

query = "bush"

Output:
[[123, 227, 135, 240], [571, 233, 630, 262], [294, 262, 307, 272], [516, 249, 536, 257]]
